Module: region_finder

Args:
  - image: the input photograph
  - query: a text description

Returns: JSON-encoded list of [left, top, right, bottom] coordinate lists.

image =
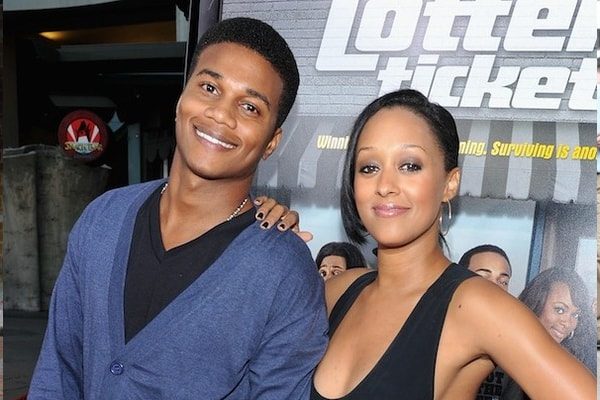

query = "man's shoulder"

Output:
[[243, 223, 312, 258], [83, 180, 160, 212], [92, 180, 163, 206], [75, 180, 162, 229], [238, 224, 317, 277]]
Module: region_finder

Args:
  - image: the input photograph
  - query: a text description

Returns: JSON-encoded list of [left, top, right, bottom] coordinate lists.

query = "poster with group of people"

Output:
[[220, 0, 597, 396]]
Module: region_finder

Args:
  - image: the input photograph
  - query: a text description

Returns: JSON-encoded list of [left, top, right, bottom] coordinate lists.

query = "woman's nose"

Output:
[[375, 169, 398, 197]]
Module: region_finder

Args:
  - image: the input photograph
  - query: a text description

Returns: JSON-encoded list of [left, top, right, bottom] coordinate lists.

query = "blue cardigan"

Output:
[[29, 180, 328, 399]]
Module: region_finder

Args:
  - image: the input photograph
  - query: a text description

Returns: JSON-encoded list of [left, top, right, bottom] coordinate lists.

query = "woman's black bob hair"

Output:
[[341, 89, 459, 244]]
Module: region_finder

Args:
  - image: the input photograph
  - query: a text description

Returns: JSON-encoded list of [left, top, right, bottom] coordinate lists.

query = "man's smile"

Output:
[[195, 128, 237, 149]]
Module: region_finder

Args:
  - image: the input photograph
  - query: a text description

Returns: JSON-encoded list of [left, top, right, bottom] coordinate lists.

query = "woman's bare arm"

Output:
[[455, 278, 595, 400]]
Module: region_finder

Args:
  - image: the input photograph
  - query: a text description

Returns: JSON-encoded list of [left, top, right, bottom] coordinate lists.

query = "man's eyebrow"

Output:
[[246, 88, 271, 110], [196, 68, 222, 79], [195, 69, 271, 110]]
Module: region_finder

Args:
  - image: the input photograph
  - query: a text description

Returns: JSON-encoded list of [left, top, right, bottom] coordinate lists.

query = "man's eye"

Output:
[[201, 83, 217, 94], [242, 103, 258, 114]]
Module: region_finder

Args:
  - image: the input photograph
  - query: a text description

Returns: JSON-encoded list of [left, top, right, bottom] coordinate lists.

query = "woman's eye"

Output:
[[358, 164, 379, 174], [554, 306, 565, 314], [572, 312, 580, 319], [400, 162, 421, 172]]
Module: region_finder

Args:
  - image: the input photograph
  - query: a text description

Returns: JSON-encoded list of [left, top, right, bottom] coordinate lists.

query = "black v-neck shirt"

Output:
[[310, 264, 477, 400], [123, 186, 254, 343]]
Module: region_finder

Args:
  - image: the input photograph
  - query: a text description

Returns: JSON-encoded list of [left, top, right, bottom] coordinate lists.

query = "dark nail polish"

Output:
[[256, 212, 264, 220], [278, 223, 286, 230], [261, 221, 269, 229]]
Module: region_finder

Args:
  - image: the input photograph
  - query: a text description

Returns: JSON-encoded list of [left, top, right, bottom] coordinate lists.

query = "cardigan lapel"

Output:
[[107, 180, 166, 356], [117, 223, 260, 360]]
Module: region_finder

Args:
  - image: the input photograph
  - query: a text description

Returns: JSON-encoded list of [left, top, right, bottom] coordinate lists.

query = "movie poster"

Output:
[[222, 0, 598, 390]]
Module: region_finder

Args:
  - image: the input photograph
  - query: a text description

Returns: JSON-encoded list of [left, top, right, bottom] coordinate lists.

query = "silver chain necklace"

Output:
[[160, 182, 249, 221]]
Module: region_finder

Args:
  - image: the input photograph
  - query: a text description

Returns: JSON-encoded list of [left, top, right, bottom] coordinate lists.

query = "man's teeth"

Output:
[[195, 129, 235, 149]]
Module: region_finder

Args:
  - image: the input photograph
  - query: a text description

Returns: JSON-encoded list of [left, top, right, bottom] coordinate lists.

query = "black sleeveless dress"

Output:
[[310, 264, 477, 400]]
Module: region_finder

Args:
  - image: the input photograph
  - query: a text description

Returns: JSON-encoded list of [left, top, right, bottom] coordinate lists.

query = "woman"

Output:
[[257, 89, 594, 399], [315, 242, 368, 281], [503, 267, 596, 399]]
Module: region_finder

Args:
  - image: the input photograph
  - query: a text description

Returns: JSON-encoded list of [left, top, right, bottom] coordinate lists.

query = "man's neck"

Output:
[[158, 163, 254, 250]]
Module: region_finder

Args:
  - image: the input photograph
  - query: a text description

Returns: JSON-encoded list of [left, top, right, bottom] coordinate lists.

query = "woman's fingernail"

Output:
[[278, 223, 286, 231], [261, 221, 269, 229], [254, 199, 262, 205], [256, 212, 264, 220]]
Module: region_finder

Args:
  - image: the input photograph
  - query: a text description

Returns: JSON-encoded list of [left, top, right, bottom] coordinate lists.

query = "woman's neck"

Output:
[[374, 232, 451, 291]]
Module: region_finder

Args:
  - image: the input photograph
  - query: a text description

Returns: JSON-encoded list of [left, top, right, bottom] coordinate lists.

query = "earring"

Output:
[[439, 201, 452, 236], [568, 330, 574, 340]]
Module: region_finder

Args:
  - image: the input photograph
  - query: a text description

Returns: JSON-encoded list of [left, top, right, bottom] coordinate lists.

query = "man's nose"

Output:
[[204, 101, 236, 129]]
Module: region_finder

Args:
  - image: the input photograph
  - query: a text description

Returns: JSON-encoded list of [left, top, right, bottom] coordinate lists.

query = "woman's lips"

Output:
[[550, 327, 567, 342], [372, 204, 409, 217]]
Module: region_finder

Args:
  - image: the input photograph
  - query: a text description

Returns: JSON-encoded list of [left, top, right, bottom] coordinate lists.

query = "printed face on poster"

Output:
[[219, 1, 596, 302]]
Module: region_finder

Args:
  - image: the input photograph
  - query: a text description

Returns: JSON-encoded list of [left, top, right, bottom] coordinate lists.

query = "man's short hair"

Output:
[[458, 244, 512, 275], [188, 17, 299, 128]]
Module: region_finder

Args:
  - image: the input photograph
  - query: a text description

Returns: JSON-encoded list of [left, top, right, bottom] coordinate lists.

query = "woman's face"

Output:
[[353, 107, 459, 249], [539, 282, 580, 343], [318, 255, 348, 281]]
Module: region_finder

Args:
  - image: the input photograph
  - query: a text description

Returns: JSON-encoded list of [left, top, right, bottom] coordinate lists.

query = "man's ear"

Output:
[[175, 97, 182, 120], [262, 127, 282, 160], [443, 167, 461, 202]]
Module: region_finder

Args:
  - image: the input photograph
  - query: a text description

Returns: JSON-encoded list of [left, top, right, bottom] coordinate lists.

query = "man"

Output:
[[458, 244, 512, 290], [29, 18, 328, 399]]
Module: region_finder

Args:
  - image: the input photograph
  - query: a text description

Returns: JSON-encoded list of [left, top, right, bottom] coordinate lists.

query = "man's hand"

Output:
[[253, 196, 313, 243]]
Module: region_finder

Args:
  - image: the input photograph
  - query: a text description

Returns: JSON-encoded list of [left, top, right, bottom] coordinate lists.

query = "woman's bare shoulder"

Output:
[[450, 275, 523, 319], [324, 268, 373, 315], [449, 276, 551, 353]]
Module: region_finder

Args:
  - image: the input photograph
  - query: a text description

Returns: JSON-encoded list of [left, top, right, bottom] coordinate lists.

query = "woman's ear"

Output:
[[263, 128, 282, 160], [443, 167, 461, 202]]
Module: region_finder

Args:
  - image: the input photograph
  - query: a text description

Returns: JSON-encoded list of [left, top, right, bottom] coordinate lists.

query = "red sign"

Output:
[[58, 110, 108, 161]]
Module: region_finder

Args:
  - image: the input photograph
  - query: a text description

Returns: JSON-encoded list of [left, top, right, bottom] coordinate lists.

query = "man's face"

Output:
[[318, 255, 348, 281], [174, 42, 284, 181], [468, 251, 511, 290]]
